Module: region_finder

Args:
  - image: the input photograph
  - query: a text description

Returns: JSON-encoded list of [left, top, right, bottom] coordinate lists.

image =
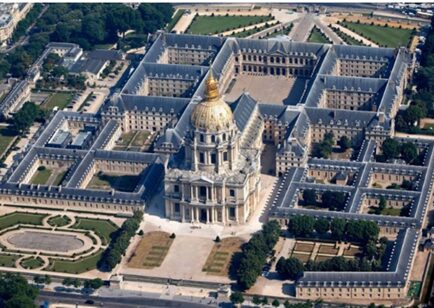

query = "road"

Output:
[[38, 290, 215, 308], [288, 14, 315, 41]]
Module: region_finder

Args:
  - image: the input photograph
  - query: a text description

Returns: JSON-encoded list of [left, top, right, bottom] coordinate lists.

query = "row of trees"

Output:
[[287, 216, 380, 244], [11, 4, 44, 43], [98, 210, 143, 271], [302, 190, 347, 211], [235, 220, 281, 290], [381, 138, 419, 164], [62, 277, 103, 290], [396, 17, 434, 134]]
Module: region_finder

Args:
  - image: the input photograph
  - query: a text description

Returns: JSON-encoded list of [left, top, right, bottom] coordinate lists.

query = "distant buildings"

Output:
[[0, 3, 32, 45]]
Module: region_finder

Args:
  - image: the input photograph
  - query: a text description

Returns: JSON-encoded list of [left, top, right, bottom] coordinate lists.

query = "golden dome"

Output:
[[191, 70, 234, 132]]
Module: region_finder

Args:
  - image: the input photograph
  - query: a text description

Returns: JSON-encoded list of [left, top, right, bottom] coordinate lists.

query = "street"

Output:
[[38, 290, 215, 308]]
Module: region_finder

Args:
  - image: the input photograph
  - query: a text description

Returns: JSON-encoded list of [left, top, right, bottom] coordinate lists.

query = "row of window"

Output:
[[239, 54, 315, 65]]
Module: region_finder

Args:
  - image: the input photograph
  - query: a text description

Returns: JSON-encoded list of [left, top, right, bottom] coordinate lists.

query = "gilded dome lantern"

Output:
[[191, 70, 234, 132]]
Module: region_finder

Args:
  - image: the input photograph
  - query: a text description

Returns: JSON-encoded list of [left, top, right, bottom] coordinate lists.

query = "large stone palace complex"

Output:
[[0, 32, 432, 301]]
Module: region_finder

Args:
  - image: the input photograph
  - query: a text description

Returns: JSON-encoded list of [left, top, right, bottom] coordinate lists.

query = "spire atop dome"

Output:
[[205, 67, 219, 101]]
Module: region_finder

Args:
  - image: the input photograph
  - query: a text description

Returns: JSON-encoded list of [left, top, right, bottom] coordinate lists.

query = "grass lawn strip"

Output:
[[88, 172, 140, 192], [318, 244, 339, 255], [21, 256, 44, 269], [294, 242, 315, 252], [47, 215, 71, 227], [47, 250, 103, 274], [72, 218, 118, 245], [0, 254, 20, 267], [188, 15, 272, 35], [128, 231, 173, 269], [308, 27, 330, 44], [0, 127, 17, 158], [0, 212, 47, 229], [52, 171, 67, 186], [30, 168, 52, 185], [131, 131, 150, 147], [202, 237, 243, 276], [341, 21, 413, 48], [42, 92, 74, 110]]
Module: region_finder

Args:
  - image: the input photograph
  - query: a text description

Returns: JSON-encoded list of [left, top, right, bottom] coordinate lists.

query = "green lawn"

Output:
[[381, 207, 402, 216], [88, 172, 140, 192], [30, 168, 52, 185], [42, 92, 74, 110], [308, 27, 330, 44], [0, 212, 47, 229], [232, 23, 271, 38], [47, 215, 71, 227], [335, 29, 365, 46], [131, 131, 150, 147], [187, 15, 272, 35], [47, 250, 103, 274], [21, 257, 44, 269], [117, 131, 136, 147], [0, 127, 17, 158], [341, 21, 413, 48], [0, 254, 19, 267], [52, 170, 67, 186], [72, 218, 118, 245], [167, 9, 185, 31]]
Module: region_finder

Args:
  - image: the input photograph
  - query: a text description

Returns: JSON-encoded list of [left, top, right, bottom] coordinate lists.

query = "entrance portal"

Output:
[[200, 209, 207, 223]]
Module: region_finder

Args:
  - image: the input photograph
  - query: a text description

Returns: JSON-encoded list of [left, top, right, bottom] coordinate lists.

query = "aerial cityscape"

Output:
[[0, 2, 433, 308]]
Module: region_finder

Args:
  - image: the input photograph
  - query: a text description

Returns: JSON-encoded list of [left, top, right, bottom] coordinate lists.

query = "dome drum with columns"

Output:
[[164, 69, 264, 225]]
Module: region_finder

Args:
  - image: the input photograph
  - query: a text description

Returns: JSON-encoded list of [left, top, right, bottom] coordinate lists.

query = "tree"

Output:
[[377, 196, 387, 214], [33, 275, 44, 284], [330, 218, 346, 241], [0, 273, 39, 308], [322, 191, 346, 211], [230, 292, 244, 305], [401, 142, 418, 163], [288, 216, 315, 237], [302, 189, 317, 206], [381, 138, 400, 160], [272, 299, 280, 307], [277, 257, 304, 280], [84, 278, 103, 290], [314, 218, 330, 235], [252, 295, 262, 305], [338, 136, 351, 152]]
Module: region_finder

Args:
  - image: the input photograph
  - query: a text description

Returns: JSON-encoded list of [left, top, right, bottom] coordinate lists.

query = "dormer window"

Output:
[[211, 135, 216, 143]]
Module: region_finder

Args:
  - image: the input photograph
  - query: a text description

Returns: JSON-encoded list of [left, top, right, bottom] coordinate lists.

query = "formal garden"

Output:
[[338, 20, 414, 48], [186, 14, 274, 35], [127, 231, 174, 269], [0, 210, 142, 274], [276, 216, 389, 280], [202, 237, 244, 276]]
